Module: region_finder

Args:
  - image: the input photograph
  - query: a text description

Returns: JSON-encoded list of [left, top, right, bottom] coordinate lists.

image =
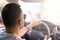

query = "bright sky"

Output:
[[19, 1, 60, 25]]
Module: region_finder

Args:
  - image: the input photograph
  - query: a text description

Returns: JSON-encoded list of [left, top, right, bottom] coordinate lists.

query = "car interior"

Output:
[[0, 0, 60, 40]]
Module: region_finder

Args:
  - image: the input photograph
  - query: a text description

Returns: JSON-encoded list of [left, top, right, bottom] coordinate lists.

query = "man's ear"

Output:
[[18, 20, 22, 26], [17, 20, 22, 29], [18, 19, 24, 28]]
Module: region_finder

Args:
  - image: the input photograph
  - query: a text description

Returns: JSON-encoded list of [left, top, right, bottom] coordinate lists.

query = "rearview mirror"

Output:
[[21, 0, 48, 2], [6, 0, 48, 2]]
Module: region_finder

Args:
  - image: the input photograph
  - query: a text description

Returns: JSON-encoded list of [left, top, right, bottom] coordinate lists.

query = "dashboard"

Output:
[[32, 20, 60, 40], [24, 20, 60, 40]]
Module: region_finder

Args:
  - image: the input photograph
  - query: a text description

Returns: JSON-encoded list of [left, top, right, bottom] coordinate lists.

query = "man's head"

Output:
[[1, 3, 23, 29]]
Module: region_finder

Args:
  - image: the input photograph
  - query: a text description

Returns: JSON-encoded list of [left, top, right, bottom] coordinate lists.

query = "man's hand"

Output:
[[27, 18, 41, 30], [44, 36, 52, 40], [25, 20, 40, 31]]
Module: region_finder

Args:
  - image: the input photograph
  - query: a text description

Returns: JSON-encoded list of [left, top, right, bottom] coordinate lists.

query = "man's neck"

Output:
[[6, 28, 19, 36]]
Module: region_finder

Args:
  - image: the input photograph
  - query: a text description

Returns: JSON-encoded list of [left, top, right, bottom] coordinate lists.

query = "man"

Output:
[[0, 3, 51, 40], [0, 3, 39, 40]]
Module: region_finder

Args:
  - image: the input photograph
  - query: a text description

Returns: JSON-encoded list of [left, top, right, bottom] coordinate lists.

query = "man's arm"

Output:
[[19, 19, 40, 37]]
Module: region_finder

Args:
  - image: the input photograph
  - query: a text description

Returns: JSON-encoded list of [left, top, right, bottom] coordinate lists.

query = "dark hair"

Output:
[[1, 3, 22, 28]]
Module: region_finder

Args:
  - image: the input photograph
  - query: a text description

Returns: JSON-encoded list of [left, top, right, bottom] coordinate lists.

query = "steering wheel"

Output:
[[40, 21, 50, 37], [28, 21, 50, 40]]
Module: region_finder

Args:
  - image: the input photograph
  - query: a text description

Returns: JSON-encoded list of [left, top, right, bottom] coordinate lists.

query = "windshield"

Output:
[[0, 0, 60, 26]]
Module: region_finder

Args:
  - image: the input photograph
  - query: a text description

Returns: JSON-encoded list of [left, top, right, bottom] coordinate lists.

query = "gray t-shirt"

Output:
[[0, 32, 25, 40]]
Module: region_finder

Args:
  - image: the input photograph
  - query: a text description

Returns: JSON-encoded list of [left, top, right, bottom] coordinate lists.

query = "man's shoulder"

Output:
[[0, 35, 22, 40], [0, 32, 25, 40]]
